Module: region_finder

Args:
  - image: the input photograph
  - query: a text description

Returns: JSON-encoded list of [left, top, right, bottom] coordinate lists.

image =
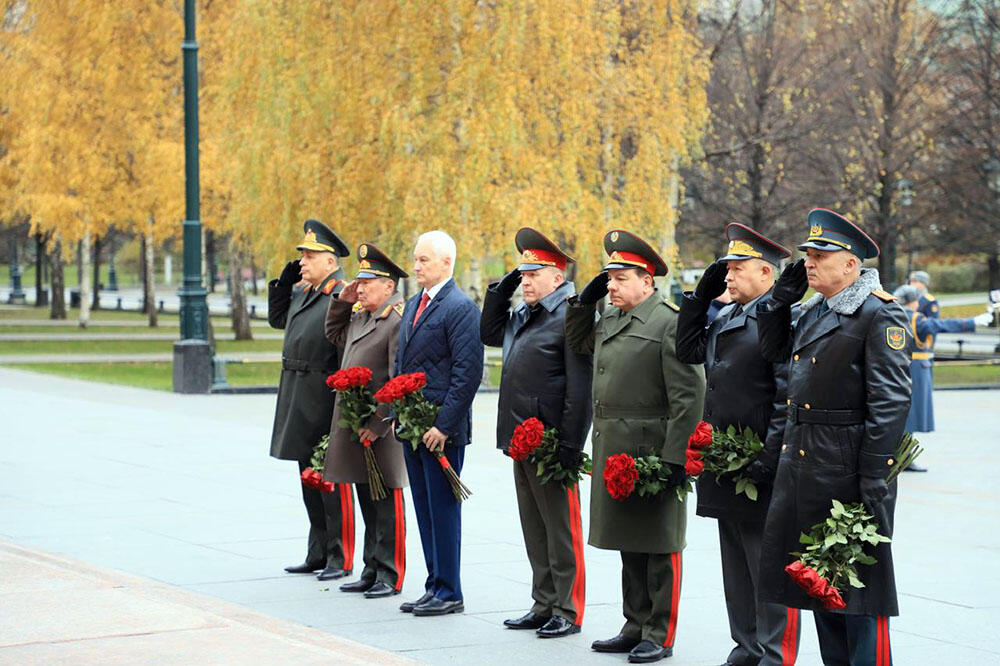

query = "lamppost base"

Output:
[[173, 339, 213, 394]]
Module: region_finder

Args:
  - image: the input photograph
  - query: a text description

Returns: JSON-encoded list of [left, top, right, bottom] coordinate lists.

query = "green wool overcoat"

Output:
[[268, 270, 344, 463], [565, 289, 706, 553]]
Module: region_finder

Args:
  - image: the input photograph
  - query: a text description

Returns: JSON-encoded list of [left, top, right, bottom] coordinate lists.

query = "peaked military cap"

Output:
[[909, 270, 931, 286], [355, 242, 408, 281], [798, 208, 879, 260], [515, 227, 574, 271], [602, 229, 668, 277], [893, 285, 919, 304], [719, 222, 791, 266], [296, 219, 350, 257]]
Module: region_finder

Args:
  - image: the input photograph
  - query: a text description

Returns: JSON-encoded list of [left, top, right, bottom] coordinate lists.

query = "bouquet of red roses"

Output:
[[685, 420, 765, 500], [374, 372, 471, 502], [509, 417, 592, 487], [300, 435, 335, 493], [326, 366, 386, 501], [603, 452, 688, 502], [785, 433, 922, 609]]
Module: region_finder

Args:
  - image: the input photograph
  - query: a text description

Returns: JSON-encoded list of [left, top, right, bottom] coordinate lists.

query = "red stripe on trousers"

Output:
[[338, 484, 354, 568], [566, 485, 586, 625], [664, 552, 682, 647], [781, 607, 799, 665], [393, 488, 406, 590], [877, 615, 890, 666]]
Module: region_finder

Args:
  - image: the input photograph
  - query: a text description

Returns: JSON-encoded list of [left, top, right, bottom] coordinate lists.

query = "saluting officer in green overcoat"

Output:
[[269, 219, 356, 581], [565, 230, 706, 664], [323, 243, 409, 599]]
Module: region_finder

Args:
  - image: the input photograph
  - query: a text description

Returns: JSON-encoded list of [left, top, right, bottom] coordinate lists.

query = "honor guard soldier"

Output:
[[891, 284, 992, 439], [756, 209, 912, 665], [565, 230, 706, 663], [907, 271, 939, 320], [675, 223, 801, 666], [480, 227, 592, 638], [268, 219, 356, 581], [324, 243, 410, 598]]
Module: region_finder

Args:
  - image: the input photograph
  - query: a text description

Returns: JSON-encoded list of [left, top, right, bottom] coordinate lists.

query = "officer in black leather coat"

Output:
[[480, 227, 592, 639], [675, 223, 800, 666], [756, 209, 911, 666]]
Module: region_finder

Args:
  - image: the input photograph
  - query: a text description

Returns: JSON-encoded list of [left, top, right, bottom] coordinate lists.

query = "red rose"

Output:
[[684, 454, 704, 476], [328, 366, 373, 391], [785, 561, 839, 605], [820, 583, 846, 610], [687, 420, 714, 449], [603, 453, 639, 501]]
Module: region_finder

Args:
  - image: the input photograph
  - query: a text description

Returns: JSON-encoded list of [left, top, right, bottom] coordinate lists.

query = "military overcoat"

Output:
[[565, 289, 706, 553], [756, 269, 911, 616], [268, 270, 344, 462], [322, 294, 408, 488]]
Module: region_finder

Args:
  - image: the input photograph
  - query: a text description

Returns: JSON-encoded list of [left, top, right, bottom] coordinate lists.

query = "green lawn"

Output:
[[0, 338, 282, 355], [939, 303, 994, 318], [933, 363, 1000, 386], [0, 305, 240, 327], [7, 361, 282, 391]]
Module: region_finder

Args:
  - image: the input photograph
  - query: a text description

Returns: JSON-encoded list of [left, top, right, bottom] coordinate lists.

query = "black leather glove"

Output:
[[744, 460, 773, 484], [556, 445, 583, 469], [695, 260, 728, 302], [578, 272, 609, 305], [769, 258, 808, 307], [859, 476, 889, 512], [665, 463, 686, 487], [496, 268, 522, 299], [278, 260, 302, 287]]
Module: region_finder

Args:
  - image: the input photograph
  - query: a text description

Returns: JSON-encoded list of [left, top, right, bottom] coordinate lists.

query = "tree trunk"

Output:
[[79, 231, 91, 328], [988, 252, 999, 292], [249, 256, 259, 295], [140, 234, 150, 314], [144, 224, 157, 327], [229, 241, 253, 340], [91, 235, 101, 310], [35, 232, 48, 307], [49, 238, 66, 319]]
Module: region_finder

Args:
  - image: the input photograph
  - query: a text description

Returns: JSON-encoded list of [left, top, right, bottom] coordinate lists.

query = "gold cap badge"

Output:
[[521, 249, 538, 262], [359, 244, 368, 258], [728, 240, 762, 258], [610, 231, 619, 242], [304, 229, 317, 243], [809, 225, 823, 238]]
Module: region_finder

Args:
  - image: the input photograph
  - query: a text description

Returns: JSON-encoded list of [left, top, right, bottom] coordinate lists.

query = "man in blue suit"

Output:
[[395, 230, 484, 617]]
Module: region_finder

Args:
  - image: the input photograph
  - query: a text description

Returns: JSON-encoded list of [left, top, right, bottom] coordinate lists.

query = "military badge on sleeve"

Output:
[[886, 326, 905, 350]]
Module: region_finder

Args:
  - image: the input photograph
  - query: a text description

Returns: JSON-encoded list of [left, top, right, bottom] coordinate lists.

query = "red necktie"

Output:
[[413, 292, 430, 325]]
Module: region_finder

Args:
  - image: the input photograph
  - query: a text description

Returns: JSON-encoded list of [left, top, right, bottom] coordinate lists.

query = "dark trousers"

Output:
[[297, 461, 355, 570], [356, 484, 406, 590], [814, 612, 892, 666], [514, 459, 586, 624], [402, 443, 464, 602], [620, 551, 682, 647], [718, 518, 801, 665]]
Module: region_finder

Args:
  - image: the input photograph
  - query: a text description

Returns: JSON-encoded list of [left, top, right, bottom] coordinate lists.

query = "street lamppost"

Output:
[[896, 178, 915, 281], [172, 0, 212, 393], [8, 235, 25, 304], [982, 158, 1000, 352]]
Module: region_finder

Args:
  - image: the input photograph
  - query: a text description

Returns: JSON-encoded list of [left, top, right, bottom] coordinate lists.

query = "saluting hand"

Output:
[[694, 260, 728, 302], [770, 258, 808, 307], [278, 259, 302, 287], [339, 280, 360, 304], [496, 268, 522, 300], [577, 272, 609, 305], [423, 426, 448, 452]]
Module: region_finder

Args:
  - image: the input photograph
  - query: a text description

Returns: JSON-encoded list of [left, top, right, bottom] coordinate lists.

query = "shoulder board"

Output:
[[351, 302, 365, 313], [871, 289, 895, 302], [662, 299, 679, 312], [393, 302, 405, 316], [925, 293, 936, 302], [321, 280, 339, 295]]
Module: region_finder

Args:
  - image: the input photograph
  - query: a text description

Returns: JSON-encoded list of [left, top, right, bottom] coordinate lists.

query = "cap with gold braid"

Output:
[[515, 227, 574, 271], [355, 242, 408, 281], [719, 222, 791, 266], [798, 208, 879, 260], [602, 229, 668, 277], [295, 219, 350, 257]]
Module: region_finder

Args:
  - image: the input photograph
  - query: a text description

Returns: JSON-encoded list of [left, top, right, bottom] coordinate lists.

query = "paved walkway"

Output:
[[1, 367, 999, 664], [0, 333, 284, 342]]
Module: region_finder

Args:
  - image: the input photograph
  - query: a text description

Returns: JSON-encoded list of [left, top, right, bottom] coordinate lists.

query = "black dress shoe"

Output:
[[504, 611, 550, 630], [284, 561, 325, 574], [400, 591, 434, 613], [364, 581, 400, 599], [628, 640, 672, 663], [340, 578, 375, 593], [591, 633, 642, 653], [536, 616, 580, 638], [412, 597, 464, 616], [316, 567, 350, 581], [903, 462, 928, 472]]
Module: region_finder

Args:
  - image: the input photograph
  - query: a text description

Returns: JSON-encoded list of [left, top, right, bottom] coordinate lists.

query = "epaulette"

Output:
[[392, 302, 405, 317], [663, 299, 680, 312], [321, 279, 339, 295], [352, 302, 365, 313], [871, 288, 895, 302], [925, 292, 937, 302]]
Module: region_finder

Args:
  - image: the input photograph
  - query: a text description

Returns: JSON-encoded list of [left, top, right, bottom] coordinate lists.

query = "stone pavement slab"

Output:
[[1, 367, 999, 664]]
